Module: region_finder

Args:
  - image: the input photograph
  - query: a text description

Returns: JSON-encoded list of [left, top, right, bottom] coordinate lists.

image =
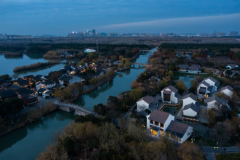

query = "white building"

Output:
[[220, 86, 233, 99], [84, 49, 96, 53], [136, 95, 161, 112], [226, 64, 239, 70], [36, 80, 55, 91], [182, 93, 200, 117], [146, 110, 175, 137], [146, 110, 192, 143], [165, 121, 193, 143], [197, 77, 220, 97], [205, 95, 230, 110], [58, 75, 81, 86], [161, 85, 181, 104], [188, 65, 200, 74]]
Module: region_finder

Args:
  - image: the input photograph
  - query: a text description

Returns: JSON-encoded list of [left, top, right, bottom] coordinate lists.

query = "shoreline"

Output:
[[13, 62, 60, 72]]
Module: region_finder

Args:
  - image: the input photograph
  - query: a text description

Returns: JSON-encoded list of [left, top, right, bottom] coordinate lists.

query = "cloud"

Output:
[[100, 13, 240, 29]]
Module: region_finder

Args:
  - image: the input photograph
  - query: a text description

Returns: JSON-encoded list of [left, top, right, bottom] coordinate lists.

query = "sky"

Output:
[[0, 0, 240, 35]]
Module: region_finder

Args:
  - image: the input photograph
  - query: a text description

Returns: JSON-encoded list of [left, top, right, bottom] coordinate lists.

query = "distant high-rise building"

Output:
[[230, 31, 238, 36], [92, 29, 96, 36]]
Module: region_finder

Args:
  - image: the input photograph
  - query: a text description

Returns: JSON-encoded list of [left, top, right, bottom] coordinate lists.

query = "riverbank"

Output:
[[13, 62, 59, 72], [3, 52, 23, 58], [0, 102, 57, 137]]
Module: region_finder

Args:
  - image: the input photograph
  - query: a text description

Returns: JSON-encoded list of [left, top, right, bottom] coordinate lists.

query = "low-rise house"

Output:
[[1, 82, 12, 89], [32, 75, 42, 83], [223, 70, 240, 77], [15, 78, 30, 88], [161, 85, 181, 104], [197, 77, 220, 97], [12, 87, 35, 99], [188, 65, 200, 74], [23, 75, 34, 81], [42, 89, 52, 98], [41, 75, 50, 81], [37, 88, 46, 96], [22, 95, 38, 106], [182, 93, 200, 117], [205, 95, 230, 110], [165, 121, 193, 143], [186, 52, 194, 59], [226, 64, 239, 70], [178, 65, 188, 72], [137, 95, 158, 112], [0, 90, 18, 100], [220, 86, 233, 99], [36, 80, 55, 91], [58, 75, 81, 86], [146, 110, 175, 137]]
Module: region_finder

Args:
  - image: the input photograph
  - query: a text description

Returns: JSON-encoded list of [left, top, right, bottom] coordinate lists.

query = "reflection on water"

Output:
[[162, 107, 178, 115], [0, 111, 75, 160], [178, 76, 195, 89], [0, 48, 157, 160]]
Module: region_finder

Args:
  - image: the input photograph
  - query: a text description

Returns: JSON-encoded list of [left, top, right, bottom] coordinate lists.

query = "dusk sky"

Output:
[[0, 0, 240, 35]]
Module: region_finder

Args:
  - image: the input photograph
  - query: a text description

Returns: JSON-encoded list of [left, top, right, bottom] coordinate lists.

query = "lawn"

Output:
[[216, 153, 240, 160]]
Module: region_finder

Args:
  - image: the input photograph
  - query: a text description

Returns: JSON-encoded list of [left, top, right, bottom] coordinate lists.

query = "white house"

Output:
[[165, 121, 193, 143], [220, 85, 233, 99], [36, 80, 55, 91], [226, 64, 239, 70], [197, 77, 220, 97], [146, 110, 175, 137], [182, 93, 200, 117], [146, 110, 192, 143], [84, 49, 96, 53], [136, 95, 161, 112], [188, 65, 200, 74], [161, 85, 181, 104], [58, 75, 81, 86], [205, 95, 230, 110]]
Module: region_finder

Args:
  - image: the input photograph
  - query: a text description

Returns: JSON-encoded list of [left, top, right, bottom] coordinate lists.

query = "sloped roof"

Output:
[[220, 85, 233, 92], [164, 85, 178, 93], [13, 87, 34, 96], [148, 109, 170, 123], [199, 81, 210, 87], [41, 80, 54, 85], [227, 64, 238, 68], [137, 95, 155, 104], [8, 84, 22, 90], [59, 75, 73, 81], [205, 95, 225, 104], [188, 66, 198, 71], [178, 65, 188, 69], [207, 86, 213, 92], [0, 90, 17, 99], [166, 121, 189, 138], [38, 88, 46, 93], [182, 93, 197, 101], [183, 103, 200, 112]]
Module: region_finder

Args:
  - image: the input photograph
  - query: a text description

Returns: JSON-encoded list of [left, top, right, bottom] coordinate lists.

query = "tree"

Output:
[[157, 81, 167, 92], [175, 80, 187, 95], [49, 71, 62, 83], [142, 141, 163, 160], [0, 97, 24, 116], [125, 61, 131, 68], [212, 121, 233, 150], [0, 74, 12, 80], [207, 109, 218, 127], [118, 63, 123, 68], [225, 70, 233, 77], [190, 76, 204, 94], [77, 61, 85, 67], [168, 70, 173, 77], [62, 137, 75, 156], [177, 141, 204, 160], [94, 104, 106, 115], [130, 88, 143, 100]]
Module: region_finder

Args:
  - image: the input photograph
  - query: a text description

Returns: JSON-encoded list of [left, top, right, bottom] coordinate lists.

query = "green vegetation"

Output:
[[0, 97, 24, 117], [13, 62, 59, 72], [3, 52, 22, 57], [0, 74, 12, 80], [26, 46, 48, 54]]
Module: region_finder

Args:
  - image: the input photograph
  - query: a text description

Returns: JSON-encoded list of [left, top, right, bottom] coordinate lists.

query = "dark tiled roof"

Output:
[[205, 95, 225, 104], [42, 80, 54, 85], [207, 86, 213, 92], [148, 110, 170, 124], [13, 88, 34, 96], [17, 79, 29, 85], [199, 81, 210, 87], [163, 90, 172, 94], [183, 103, 200, 112], [182, 93, 197, 101], [38, 88, 46, 93], [137, 95, 155, 104], [0, 79, 7, 85], [2, 83, 11, 88], [166, 121, 189, 138], [220, 85, 233, 92], [59, 75, 73, 81], [164, 85, 178, 93], [178, 65, 188, 69], [23, 75, 34, 78], [0, 90, 17, 99], [8, 84, 22, 90], [188, 66, 198, 70], [22, 95, 38, 103]]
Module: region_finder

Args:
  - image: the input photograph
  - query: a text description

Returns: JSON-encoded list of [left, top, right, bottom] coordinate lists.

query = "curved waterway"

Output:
[[0, 48, 156, 160]]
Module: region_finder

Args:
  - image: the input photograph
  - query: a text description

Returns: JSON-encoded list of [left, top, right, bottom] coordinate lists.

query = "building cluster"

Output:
[[135, 75, 234, 143]]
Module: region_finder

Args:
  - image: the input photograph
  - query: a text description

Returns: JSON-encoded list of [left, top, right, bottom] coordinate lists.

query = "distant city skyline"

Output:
[[1, 0, 240, 35]]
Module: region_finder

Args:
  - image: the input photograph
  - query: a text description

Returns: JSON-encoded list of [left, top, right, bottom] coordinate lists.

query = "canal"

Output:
[[0, 48, 156, 160]]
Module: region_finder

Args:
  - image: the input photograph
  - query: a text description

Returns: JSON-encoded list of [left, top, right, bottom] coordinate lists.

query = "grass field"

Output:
[[216, 153, 240, 160]]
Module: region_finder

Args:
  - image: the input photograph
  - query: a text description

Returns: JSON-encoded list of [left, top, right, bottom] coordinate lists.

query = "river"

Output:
[[0, 54, 66, 78], [0, 48, 156, 160]]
